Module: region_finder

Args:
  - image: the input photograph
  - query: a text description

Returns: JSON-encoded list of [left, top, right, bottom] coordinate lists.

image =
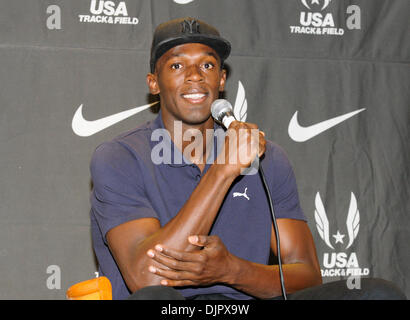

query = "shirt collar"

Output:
[[148, 110, 225, 168]]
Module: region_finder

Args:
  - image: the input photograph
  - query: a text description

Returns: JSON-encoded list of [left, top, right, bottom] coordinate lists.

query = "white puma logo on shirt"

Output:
[[233, 187, 250, 201]]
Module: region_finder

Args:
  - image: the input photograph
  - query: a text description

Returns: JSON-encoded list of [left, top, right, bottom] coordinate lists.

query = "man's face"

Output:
[[147, 43, 227, 126]]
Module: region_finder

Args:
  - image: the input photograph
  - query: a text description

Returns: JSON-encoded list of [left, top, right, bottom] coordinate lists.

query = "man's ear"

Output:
[[219, 69, 227, 92], [146, 73, 160, 95]]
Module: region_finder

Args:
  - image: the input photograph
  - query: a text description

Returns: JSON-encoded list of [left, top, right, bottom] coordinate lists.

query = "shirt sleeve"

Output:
[[266, 142, 307, 221], [90, 141, 158, 243]]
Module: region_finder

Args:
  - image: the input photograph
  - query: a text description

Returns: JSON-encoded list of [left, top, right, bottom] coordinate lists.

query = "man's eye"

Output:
[[203, 63, 214, 69], [171, 63, 182, 70]]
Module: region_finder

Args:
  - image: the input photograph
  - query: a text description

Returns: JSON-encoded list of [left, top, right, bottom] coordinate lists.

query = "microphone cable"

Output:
[[210, 99, 287, 299], [258, 161, 287, 300]]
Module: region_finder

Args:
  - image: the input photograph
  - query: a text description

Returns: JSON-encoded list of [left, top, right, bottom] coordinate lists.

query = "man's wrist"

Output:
[[223, 253, 242, 286], [211, 162, 240, 181]]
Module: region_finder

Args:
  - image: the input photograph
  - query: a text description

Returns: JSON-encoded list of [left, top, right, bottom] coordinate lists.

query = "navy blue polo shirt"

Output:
[[90, 111, 306, 300]]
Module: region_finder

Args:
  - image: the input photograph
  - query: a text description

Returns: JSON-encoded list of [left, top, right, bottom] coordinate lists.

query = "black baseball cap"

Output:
[[150, 17, 231, 73]]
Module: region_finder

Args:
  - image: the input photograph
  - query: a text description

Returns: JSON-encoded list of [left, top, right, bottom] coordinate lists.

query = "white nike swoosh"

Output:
[[72, 102, 158, 137], [288, 108, 366, 142], [173, 0, 194, 3]]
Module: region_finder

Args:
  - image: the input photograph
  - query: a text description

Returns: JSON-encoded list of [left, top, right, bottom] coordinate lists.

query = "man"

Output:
[[90, 17, 405, 300]]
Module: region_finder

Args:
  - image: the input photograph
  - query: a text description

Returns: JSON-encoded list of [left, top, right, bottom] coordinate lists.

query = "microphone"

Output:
[[210, 98, 288, 300], [211, 98, 259, 176], [211, 99, 236, 129]]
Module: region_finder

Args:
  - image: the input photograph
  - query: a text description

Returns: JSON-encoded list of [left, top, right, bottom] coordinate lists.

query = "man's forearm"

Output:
[[131, 164, 236, 288], [227, 254, 322, 299], [147, 164, 235, 249]]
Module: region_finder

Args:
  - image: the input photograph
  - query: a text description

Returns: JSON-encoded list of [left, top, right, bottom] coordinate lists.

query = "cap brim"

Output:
[[150, 34, 231, 72]]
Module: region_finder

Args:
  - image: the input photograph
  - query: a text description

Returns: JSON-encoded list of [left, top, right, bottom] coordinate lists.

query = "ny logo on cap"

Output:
[[181, 19, 200, 34]]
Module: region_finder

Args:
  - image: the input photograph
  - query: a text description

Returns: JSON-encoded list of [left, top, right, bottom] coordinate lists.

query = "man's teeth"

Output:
[[183, 93, 206, 99]]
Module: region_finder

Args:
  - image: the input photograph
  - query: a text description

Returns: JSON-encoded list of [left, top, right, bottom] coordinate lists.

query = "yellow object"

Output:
[[66, 276, 112, 300]]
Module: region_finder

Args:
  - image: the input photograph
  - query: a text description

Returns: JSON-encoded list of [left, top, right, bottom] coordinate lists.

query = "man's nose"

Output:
[[185, 64, 204, 82]]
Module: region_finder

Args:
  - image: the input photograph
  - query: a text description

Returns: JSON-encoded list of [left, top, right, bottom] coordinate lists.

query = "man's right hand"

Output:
[[215, 121, 266, 178]]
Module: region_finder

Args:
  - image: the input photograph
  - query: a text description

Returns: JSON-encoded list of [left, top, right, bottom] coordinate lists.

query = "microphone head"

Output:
[[211, 99, 233, 122]]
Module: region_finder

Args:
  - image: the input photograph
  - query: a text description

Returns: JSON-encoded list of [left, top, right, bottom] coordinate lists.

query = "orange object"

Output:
[[66, 276, 112, 300]]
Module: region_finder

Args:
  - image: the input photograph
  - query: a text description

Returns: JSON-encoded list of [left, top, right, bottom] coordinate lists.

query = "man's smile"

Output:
[[181, 93, 208, 104], [181, 88, 209, 104]]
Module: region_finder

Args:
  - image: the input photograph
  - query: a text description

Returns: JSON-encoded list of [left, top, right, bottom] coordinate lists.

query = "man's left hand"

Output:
[[146, 235, 234, 287]]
